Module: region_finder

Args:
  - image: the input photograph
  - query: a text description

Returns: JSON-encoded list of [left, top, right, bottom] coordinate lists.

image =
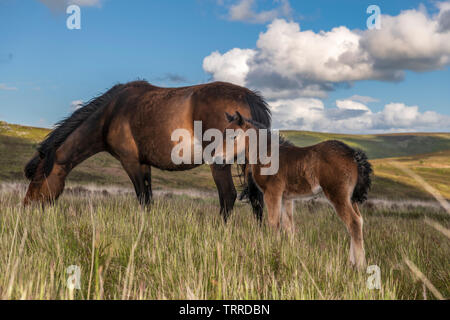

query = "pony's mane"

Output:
[[24, 82, 142, 180], [40, 84, 124, 154], [245, 90, 272, 129]]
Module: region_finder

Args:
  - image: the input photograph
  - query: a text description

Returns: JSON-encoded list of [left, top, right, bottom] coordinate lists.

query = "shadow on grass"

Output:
[[362, 206, 450, 223]]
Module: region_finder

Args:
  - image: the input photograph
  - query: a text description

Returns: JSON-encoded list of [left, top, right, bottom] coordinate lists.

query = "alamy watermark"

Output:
[[66, 265, 81, 290], [66, 5, 81, 30], [366, 265, 381, 290], [367, 5, 381, 30], [170, 121, 279, 175]]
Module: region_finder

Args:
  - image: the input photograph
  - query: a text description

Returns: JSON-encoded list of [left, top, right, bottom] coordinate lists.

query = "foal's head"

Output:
[[215, 111, 259, 165]]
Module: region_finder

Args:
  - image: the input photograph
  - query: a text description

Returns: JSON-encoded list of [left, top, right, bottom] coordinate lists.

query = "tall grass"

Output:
[[0, 188, 448, 300]]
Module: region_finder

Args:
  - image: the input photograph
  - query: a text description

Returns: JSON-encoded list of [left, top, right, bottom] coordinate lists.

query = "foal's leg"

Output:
[[281, 199, 295, 233], [210, 164, 237, 222], [329, 197, 366, 269], [264, 189, 283, 230], [351, 202, 366, 267]]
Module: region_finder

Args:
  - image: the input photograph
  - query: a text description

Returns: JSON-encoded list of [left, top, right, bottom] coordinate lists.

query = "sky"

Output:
[[0, 0, 449, 133]]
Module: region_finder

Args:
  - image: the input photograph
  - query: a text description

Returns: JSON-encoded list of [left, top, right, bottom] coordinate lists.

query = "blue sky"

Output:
[[0, 0, 449, 132]]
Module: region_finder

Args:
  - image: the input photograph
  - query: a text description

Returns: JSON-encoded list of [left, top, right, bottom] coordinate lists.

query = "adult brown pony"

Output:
[[219, 112, 372, 269], [23, 81, 271, 222]]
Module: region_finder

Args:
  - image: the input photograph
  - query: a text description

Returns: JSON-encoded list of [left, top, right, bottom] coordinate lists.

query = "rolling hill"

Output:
[[1, 120, 449, 200], [283, 130, 450, 159]]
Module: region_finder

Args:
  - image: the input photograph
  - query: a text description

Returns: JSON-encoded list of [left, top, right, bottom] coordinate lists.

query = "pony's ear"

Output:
[[235, 111, 244, 125], [225, 112, 234, 123]]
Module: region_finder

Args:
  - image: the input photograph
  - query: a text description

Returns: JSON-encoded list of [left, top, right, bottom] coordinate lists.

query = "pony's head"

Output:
[[23, 83, 126, 206], [23, 150, 66, 206]]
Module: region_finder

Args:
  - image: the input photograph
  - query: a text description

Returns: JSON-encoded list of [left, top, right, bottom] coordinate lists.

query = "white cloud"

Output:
[[270, 98, 325, 130], [346, 95, 379, 104], [361, 8, 450, 72], [271, 99, 450, 133], [375, 103, 447, 129], [204, 2, 450, 132], [70, 100, 84, 110], [336, 99, 370, 111], [437, 1, 450, 32], [204, 3, 450, 99], [0, 83, 18, 91], [203, 48, 256, 86], [226, 0, 292, 24]]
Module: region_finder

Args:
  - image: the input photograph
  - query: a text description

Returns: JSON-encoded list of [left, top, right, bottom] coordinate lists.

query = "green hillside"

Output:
[[1, 121, 449, 200], [282, 130, 450, 159]]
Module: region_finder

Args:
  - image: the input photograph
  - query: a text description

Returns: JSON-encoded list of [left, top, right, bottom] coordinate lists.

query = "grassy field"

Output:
[[1, 187, 448, 300], [1, 121, 449, 300]]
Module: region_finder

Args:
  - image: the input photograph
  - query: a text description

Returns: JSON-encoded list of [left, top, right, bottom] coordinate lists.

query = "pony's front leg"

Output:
[[245, 168, 264, 224], [210, 164, 237, 223], [140, 164, 153, 206], [120, 160, 149, 207], [264, 189, 283, 230]]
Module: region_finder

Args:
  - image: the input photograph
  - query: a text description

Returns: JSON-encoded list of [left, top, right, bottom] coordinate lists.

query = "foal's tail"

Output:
[[351, 149, 373, 204]]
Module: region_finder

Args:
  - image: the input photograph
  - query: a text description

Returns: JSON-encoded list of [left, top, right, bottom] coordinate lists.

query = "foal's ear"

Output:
[[235, 111, 244, 125], [225, 112, 234, 123]]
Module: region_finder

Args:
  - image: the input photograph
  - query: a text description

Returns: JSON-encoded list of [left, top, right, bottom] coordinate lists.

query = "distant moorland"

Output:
[[1, 120, 449, 200]]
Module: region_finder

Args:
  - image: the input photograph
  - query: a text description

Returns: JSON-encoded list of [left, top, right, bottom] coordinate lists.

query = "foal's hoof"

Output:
[[349, 259, 367, 271]]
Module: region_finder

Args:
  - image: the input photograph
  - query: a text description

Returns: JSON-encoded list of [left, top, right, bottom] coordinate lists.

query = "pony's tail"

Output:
[[351, 149, 373, 204]]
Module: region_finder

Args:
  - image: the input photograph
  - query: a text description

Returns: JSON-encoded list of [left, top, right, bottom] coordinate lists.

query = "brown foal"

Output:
[[220, 112, 373, 269]]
